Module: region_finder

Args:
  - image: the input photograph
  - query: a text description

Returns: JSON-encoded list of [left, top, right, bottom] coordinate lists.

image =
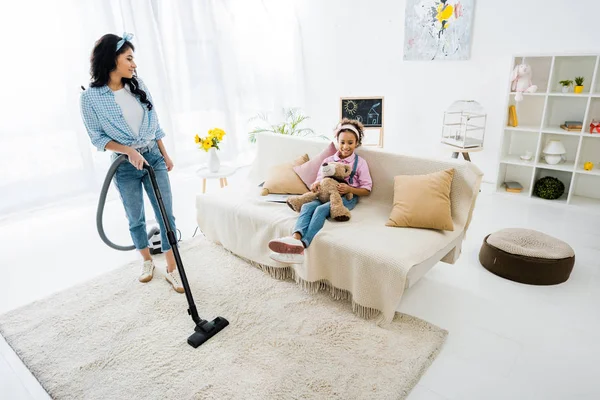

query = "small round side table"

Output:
[[196, 165, 238, 193]]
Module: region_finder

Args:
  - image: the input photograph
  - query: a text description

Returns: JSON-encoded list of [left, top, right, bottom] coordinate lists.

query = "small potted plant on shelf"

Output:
[[559, 79, 573, 93], [534, 176, 565, 200], [574, 76, 585, 94]]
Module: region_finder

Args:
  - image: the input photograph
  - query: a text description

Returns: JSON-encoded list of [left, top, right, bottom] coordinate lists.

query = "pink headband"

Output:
[[334, 123, 359, 136]]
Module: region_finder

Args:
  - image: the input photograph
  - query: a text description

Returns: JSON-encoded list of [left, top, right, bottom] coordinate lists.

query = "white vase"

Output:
[[562, 86, 569, 93], [207, 147, 221, 172]]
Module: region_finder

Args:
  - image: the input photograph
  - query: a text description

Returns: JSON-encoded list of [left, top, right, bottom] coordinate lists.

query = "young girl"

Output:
[[268, 118, 372, 264], [80, 32, 184, 293]]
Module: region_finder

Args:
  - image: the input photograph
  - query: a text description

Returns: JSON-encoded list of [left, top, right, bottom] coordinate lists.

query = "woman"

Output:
[[80, 33, 183, 293]]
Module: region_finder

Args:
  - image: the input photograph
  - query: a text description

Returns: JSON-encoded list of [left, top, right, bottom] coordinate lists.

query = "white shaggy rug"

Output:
[[0, 237, 447, 400]]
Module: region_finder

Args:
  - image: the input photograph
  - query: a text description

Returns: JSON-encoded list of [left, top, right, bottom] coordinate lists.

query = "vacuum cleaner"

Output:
[[96, 154, 229, 348]]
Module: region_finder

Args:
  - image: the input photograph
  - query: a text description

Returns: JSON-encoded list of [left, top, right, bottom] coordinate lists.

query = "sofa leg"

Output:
[[441, 244, 461, 264]]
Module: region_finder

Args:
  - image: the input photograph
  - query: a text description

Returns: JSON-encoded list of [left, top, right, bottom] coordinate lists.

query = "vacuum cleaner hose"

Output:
[[96, 154, 159, 251]]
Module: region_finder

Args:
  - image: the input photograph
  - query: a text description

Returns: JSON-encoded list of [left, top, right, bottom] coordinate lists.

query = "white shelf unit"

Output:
[[497, 54, 600, 210]]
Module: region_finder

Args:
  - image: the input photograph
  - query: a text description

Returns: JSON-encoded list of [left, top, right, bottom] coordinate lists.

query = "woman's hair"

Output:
[[335, 118, 364, 146], [88, 33, 153, 110]]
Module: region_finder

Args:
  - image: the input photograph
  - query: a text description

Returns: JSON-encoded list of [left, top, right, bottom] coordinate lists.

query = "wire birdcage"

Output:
[[441, 100, 486, 149]]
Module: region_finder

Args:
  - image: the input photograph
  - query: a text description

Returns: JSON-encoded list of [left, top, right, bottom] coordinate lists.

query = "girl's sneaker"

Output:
[[139, 260, 155, 283], [268, 236, 304, 254], [165, 268, 185, 293], [269, 251, 304, 264]]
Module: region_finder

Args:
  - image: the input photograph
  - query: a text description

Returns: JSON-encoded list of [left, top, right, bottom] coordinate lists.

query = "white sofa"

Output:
[[196, 132, 483, 324]]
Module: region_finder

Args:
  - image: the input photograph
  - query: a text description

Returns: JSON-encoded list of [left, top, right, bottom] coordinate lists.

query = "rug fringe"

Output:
[[230, 250, 385, 323]]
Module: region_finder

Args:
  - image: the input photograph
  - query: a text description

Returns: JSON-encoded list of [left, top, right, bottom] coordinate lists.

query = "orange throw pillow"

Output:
[[261, 154, 310, 195], [386, 168, 455, 231]]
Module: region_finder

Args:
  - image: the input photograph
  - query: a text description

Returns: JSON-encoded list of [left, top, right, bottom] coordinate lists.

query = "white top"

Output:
[[113, 86, 143, 137]]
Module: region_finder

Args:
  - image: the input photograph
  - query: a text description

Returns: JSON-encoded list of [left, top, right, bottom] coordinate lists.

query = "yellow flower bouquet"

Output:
[[194, 128, 226, 152]]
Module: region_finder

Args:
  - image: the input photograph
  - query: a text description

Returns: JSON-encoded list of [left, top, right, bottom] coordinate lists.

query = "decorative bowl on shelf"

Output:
[[520, 151, 533, 161]]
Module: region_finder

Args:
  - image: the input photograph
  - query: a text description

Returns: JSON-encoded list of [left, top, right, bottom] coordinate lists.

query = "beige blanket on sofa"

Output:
[[197, 188, 463, 324]]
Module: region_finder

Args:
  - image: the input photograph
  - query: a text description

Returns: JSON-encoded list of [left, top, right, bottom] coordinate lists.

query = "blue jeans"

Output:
[[112, 141, 177, 252], [293, 196, 358, 248]]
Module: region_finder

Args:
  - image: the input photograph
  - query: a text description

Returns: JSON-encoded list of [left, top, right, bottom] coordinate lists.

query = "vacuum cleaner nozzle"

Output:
[[188, 317, 230, 348]]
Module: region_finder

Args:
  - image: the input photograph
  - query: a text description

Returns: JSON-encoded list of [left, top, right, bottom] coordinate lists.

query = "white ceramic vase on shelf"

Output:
[[207, 147, 220, 172]]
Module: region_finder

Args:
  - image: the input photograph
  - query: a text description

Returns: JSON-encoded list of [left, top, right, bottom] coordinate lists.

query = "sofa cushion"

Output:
[[313, 199, 461, 268], [262, 154, 309, 195], [293, 141, 337, 187], [385, 168, 455, 231]]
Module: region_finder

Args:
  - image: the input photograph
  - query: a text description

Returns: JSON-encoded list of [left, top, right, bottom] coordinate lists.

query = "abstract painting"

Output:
[[403, 0, 474, 61]]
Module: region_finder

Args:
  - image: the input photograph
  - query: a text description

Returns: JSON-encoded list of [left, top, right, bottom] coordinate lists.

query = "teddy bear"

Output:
[[286, 161, 354, 221], [511, 63, 538, 102]]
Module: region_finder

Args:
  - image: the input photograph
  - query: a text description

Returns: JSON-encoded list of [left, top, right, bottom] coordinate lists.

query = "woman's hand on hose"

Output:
[[127, 149, 148, 170]]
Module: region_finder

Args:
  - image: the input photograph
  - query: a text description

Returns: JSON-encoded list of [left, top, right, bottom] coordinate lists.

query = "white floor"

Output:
[[1, 165, 599, 400]]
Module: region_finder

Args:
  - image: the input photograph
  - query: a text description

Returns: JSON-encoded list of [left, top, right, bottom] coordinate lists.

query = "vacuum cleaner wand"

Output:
[[140, 163, 229, 347], [98, 154, 228, 347], [141, 163, 229, 348]]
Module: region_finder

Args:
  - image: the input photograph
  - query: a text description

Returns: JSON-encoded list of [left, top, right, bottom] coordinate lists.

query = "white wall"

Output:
[[294, 0, 600, 182]]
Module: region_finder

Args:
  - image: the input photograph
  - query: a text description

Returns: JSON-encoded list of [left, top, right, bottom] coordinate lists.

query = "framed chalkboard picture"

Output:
[[340, 96, 384, 147], [340, 97, 384, 127]]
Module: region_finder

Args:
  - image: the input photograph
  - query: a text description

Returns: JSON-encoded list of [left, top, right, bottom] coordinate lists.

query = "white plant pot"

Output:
[[208, 147, 221, 172], [561, 86, 569, 93]]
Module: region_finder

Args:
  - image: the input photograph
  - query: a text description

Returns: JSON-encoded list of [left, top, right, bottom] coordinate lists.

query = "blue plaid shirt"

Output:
[[80, 77, 165, 151]]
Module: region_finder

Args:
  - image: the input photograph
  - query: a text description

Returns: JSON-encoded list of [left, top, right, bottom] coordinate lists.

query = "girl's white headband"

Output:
[[334, 123, 359, 136]]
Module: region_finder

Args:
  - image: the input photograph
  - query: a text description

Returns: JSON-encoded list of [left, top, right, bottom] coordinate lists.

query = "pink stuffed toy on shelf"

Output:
[[511, 63, 538, 102]]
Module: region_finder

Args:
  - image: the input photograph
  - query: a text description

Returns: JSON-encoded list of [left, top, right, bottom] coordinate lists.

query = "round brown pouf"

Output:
[[479, 228, 575, 285]]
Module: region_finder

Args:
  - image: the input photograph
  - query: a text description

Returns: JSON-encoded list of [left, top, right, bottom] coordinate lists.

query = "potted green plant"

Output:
[[574, 76, 584, 94], [248, 108, 329, 143], [559, 79, 573, 93], [533, 176, 565, 200]]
